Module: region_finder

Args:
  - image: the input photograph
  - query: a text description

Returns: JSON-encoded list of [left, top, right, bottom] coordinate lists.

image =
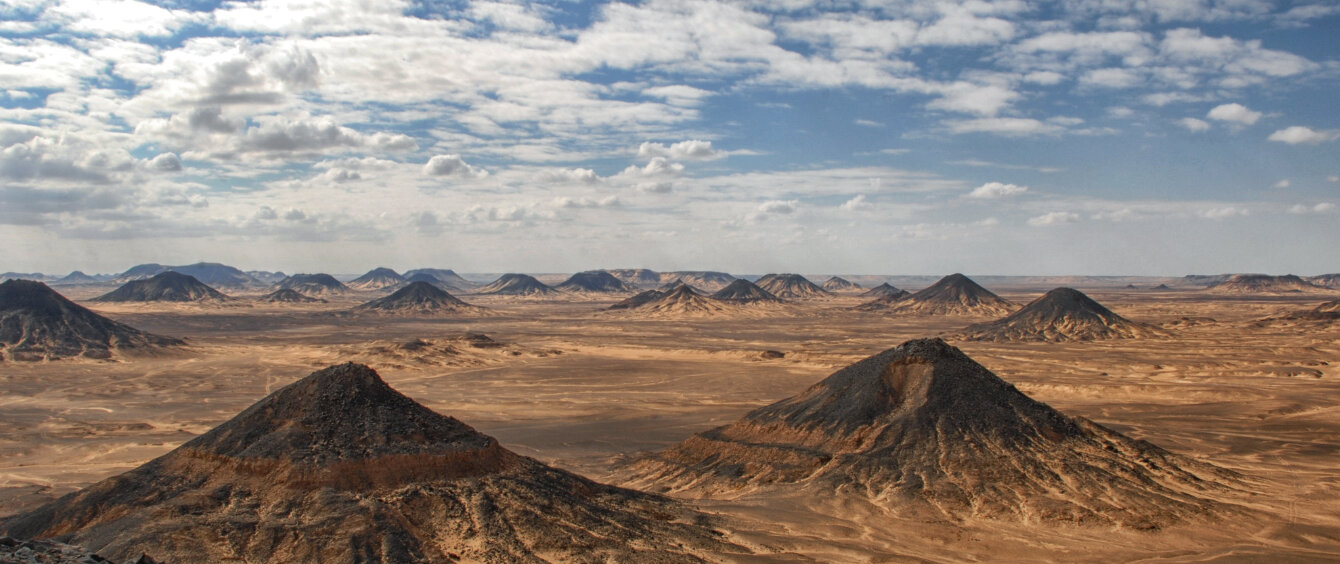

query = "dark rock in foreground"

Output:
[[0, 280, 182, 361], [1, 363, 744, 563]]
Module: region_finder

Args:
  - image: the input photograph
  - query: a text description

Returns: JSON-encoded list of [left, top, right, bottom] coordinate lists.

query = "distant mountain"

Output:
[[605, 268, 661, 288], [0, 363, 742, 562], [612, 284, 734, 316], [0, 272, 53, 282], [1, 280, 182, 361], [275, 273, 349, 297], [659, 271, 735, 292], [556, 270, 639, 293], [865, 273, 1013, 316], [346, 267, 406, 291], [1206, 274, 1332, 294], [401, 272, 462, 292], [352, 282, 488, 316], [94, 272, 228, 303], [821, 276, 861, 291], [112, 263, 261, 288], [475, 273, 558, 296], [403, 268, 476, 289], [50, 271, 99, 285], [1309, 274, 1340, 289], [624, 338, 1234, 527], [607, 289, 666, 310], [860, 282, 907, 299], [959, 287, 1167, 342], [246, 270, 287, 285], [756, 273, 832, 299], [710, 279, 782, 303]]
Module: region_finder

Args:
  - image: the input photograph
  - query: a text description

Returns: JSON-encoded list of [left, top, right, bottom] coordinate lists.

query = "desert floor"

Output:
[[3, 286, 1339, 562]]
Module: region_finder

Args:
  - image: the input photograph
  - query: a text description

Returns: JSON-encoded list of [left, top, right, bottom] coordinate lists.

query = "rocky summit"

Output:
[[868, 273, 1013, 315], [0, 280, 182, 361], [0, 363, 744, 563], [755, 274, 832, 299], [625, 338, 1234, 528], [958, 287, 1167, 342], [475, 273, 558, 296]]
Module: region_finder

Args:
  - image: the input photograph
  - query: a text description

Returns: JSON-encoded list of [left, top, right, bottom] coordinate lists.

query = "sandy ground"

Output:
[[2, 286, 1339, 562]]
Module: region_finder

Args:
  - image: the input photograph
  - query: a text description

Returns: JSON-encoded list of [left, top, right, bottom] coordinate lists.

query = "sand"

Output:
[[2, 286, 1339, 561]]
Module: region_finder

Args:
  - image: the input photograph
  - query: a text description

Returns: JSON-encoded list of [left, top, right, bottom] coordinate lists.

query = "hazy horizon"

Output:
[[3, 0, 1337, 276]]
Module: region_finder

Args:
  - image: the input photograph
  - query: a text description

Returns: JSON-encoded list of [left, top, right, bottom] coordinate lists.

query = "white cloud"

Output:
[[542, 168, 601, 184], [854, 119, 884, 128], [638, 182, 674, 193], [1199, 206, 1249, 219], [555, 195, 620, 209], [1328, 176, 1339, 183], [1178, 117, 1211, 132], [1028, 211, 1080, 226], [757, 200, 799, 214], [618, 157, 685, 178], [1206, 103, 1261, 125], [840, 194, 873, 211], [47, 0, 204, 38], [967, 182, 1028, 199], [423, 154, 488, 178], [145, 152, 182, 172], [946, 117, 1065, 136], [1268, 126, 1340, 145], [1272, 179, 1290, 189], [1107, 106, 1135, 118], [637, 140, 718, 161], [1289, 202, 1336, 215], [1081, 67, 1142, 89]]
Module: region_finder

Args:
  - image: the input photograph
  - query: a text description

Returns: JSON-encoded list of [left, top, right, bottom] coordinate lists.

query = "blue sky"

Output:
[[1, 0, 1337, 275]]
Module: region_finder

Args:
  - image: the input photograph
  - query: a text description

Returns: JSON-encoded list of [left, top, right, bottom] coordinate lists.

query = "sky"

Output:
[[1, 0, 1337, 276]]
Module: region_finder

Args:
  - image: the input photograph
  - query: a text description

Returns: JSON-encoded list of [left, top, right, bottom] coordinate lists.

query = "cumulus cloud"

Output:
[[637, 140, 718, 161], [1206, 103, 1261, 125], [757, 200, 799, 214], [1027, 211, 1080, 226], [638, 181, 674, 193], [840, 194, 873, 211], [1288, 202, 1336, 215], [145, 152, 182, 172], [618, 157, 685, 178], [423, 154, 487, 178], [1268, 126, 1340, 145], [555, 195, 620, 208], [542, 168, 601, 184], [1178, 117, 1211, 132], [966, 182, 1028, 199], [1199, 206, 1249, 219]]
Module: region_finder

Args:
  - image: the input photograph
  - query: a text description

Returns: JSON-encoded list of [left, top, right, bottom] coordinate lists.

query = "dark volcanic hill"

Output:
[[112, 263, 168, 282], [755, 273, 832, 299], [346, 267, 406, 291], [0, 280, 182, 361], [352, 282, 487, 316], [257, 288, 326, 304], [401, 272, 461, 292], [556, 270, 639, 293], [821, 276, 861, 292], [168, 262, 260, 288], [51, 271, 100, 285], [624, 338, 1233, 528], [861, 282, 908, 299], [1207, 273, 1332, 294], [402, 268, 475, 289], [711, 279, 782, 303], [607, 289, 665, 310], [0, 363, 741, 562], [614, 285, 735, 317], [875, 273, 1013, 315], [276, 273, 349, 296], [475, 273, 558, 296], [959, 287, 1168, 342], [93, 272, 228, 303]]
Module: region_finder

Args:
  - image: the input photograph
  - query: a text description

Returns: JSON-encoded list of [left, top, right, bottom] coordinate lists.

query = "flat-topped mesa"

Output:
[[959, 287, 1168, 342], [869, 273, 1014, 315], [1, 363, 744, 563], [276, 273, 349, 296], [1207, 273, 1333, 294], [93, 272, 228, 303], [352, 282, 487, 315], [711, 279, 783, 303], [755, 273, 832, 299], [822, 276, 862, 292], [0, 280, 183, 361], [625, 338, 1235, 528], [475, 273, 558, 296], [345, 267, 405, 291], [555, 270, 639, 293]]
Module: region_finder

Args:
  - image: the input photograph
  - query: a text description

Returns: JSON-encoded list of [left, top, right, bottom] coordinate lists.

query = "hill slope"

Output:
[[0, 280, 182, 361]]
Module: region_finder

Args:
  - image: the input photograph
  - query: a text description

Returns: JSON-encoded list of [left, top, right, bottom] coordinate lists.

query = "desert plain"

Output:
[[2, 280, 1339, 562]]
